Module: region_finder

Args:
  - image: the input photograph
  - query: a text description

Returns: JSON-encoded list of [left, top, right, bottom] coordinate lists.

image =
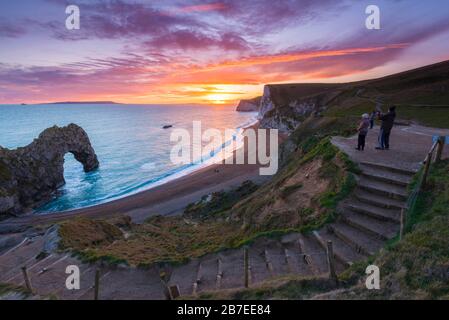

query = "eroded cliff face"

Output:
[[0, 124, 99, 216], [236, 96, 261, 112], [258, 84, 343, 134]]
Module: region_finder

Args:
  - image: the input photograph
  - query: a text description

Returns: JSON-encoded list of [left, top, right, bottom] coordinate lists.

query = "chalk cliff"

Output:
[[258, 84, 343, 134], [236, 97, 261, 112], [0, 124, 99, 216]]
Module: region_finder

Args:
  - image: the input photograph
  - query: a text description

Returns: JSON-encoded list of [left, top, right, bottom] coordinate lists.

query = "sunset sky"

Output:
[[1, 0, 449, 105]]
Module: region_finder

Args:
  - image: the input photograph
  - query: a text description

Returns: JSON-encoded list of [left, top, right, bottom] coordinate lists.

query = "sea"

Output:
[[0, 103, 257, 213]]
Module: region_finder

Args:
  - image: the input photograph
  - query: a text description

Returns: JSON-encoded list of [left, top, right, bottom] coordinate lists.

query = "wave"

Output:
[[38, 114, 259, 213]]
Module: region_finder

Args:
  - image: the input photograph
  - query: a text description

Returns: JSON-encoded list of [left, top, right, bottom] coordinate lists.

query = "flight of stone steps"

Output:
[[0, 161, 415, 300]]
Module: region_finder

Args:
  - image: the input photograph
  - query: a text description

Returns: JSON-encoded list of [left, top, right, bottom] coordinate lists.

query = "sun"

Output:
[[205, 93, 230, 104]]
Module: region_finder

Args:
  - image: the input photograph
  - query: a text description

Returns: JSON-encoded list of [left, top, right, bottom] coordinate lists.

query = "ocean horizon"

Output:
[[0, 103, 257, 213]]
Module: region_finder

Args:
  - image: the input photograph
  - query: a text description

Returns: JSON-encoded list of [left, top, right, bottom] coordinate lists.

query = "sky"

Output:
[[1, 0, 449, 105]]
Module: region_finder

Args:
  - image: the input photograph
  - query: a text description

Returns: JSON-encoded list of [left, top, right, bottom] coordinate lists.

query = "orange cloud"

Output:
[[189, 43, 409, 73], [176, 3, 227, 13]]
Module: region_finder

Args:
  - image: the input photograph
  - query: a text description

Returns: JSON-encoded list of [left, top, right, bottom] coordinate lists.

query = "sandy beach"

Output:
[[1, 123, 283, 228]]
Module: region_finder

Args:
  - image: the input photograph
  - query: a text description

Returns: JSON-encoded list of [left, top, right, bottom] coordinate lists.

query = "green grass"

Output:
[[201, 160, 449, 300], [337, 160, 449, 299], [184, 180, 258, 220], [324, 102, 449, 129]]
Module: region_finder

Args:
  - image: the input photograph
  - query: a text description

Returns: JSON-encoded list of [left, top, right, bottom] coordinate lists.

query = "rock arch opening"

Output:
[[0, 124, 99, 216]]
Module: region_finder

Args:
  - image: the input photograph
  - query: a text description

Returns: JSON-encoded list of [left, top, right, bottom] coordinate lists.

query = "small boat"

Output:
[[162, 125, 173, 129]]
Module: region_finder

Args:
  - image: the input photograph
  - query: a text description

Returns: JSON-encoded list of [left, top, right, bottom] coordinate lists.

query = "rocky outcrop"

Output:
[[0, 124, 99, 216], [236, 97, 261, 112], [258, 84, 343, 134]]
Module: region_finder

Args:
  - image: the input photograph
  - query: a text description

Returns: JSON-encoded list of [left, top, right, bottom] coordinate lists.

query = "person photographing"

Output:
[[376, 106, 396, 150]]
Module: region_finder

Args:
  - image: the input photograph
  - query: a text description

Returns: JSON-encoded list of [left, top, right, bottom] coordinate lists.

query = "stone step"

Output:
[[194, 256, 219, 294], [0, 236, 45, 282], [6, 253, 62, 285], [312, 230, 365, 268], [167, 259, 198, 296], [280, 233, 313, 276], [246, 247, 273, 285], [218, 249, 245, 290], [340, 211, 399, 240], [359, 161, 418, 176], [357, 177, 408, 200], [354, 190, 406, 210], [21, 254, 72, 297], [77, 268, 113, 300], [263, 241, 290, 276], [49, 259, 98, 300], [345, 201, 401, 223], [328, 222, 385, 256], [86, 267, 166, 300], [296, 234, 328, 275], [360, 164, 413, 187], [0, 233, 26, 256]]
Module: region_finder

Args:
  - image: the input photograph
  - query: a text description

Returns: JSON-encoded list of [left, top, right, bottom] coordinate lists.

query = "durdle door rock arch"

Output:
[[0, 124, 99, 217]]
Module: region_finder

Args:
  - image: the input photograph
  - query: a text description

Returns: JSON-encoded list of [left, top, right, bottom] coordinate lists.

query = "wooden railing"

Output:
[[400, 136, 446, 239]]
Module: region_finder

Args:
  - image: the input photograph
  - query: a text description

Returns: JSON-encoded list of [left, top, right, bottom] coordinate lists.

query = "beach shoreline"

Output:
[[2, 122, 283, 227]]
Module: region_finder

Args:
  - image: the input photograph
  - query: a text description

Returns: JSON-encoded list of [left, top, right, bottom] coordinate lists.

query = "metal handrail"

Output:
[[400, 136, 445, 239]]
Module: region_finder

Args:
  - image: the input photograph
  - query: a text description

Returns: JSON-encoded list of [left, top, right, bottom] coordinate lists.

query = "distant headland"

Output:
[[39, 101, 121, 105]]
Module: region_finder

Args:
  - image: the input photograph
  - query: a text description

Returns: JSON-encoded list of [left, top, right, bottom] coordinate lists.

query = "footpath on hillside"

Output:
[[333, 124, 449, 172]]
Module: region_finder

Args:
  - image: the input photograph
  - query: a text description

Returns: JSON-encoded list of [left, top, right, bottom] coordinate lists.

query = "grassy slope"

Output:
[[200, 159, 449, 300], [324, 61, 449, 128], [266, 60, 449, 129], [336, 159, 449, 299]]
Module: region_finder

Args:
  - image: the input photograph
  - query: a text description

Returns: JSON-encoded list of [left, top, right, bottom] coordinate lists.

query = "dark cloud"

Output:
[[145, 29, 250, 51], [42, 0, 201, 40], [0, 20, 27, 38], [213, 0, 342, 34]]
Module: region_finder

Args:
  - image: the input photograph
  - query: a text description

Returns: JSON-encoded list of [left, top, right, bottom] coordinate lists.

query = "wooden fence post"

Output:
[[326, 241, 338, 284], [94, 269, 100, 300], [244, 247, 249, 288], [192, 262, 202, 296], [422, 152, 432, 188], [399, 208, 405, 240], [21, 266, 33, 294], [216, 258, 223, 290], [435, 136, 445, 163], [168, 285, 180, 300]]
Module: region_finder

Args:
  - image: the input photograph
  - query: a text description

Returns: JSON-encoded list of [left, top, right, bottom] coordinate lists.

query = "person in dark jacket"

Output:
[[369, 110, 377, 129], [376, 106, 396, 150]]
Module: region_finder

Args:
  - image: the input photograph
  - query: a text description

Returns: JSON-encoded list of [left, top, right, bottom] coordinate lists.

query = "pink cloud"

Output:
[[176, 3, 227, 13], [145, 30, 250, 51]]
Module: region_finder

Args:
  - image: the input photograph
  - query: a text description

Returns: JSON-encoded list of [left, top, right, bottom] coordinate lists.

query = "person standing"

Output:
[[356, 113, 370, 151], [376, 106, 396, 150], [369, 110, 376, 129]]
